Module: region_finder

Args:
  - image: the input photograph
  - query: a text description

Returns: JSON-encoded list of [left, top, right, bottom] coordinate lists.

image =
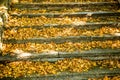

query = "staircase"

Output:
[[0, 0, 120, 79]]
